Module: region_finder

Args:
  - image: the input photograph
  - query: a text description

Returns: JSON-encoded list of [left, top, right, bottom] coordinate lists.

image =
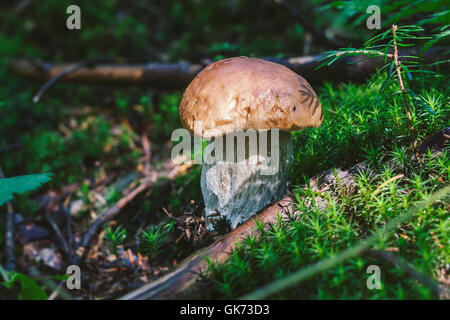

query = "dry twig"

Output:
[[391, 25, 419, 155], [0, 166, 16, 271], [72, 164, 188, 265], [32, 58, 115, 103]]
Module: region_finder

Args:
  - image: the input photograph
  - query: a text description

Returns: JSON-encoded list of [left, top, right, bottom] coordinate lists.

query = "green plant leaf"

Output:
[[0, 173, 52, 206], [14, 273, 48, 300], [0, 266, 48, 300]]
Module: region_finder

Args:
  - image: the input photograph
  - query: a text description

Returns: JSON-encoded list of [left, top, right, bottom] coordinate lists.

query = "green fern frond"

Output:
[[0, 173, 52, 206]]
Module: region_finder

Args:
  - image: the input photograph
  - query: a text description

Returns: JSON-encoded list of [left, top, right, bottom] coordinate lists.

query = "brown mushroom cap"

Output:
[[179, 57, 323, 138]]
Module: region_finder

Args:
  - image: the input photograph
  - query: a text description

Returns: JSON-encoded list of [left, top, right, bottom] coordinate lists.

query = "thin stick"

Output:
[[0, 166, 16, 271], [370, 174, 404, 200], [5, 205, 16, 271], [392, 25, 418, 155], [28, 267, 73, 300], [64, 201, 73, 261], [72, 165, 185, 265], [45, 215, 70, 258], [32, 58, 114, 103], [72, 181, 152, 265]]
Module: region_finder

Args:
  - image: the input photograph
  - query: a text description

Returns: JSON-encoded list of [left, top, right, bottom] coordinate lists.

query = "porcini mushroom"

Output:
[[179, 57, 323, 230]]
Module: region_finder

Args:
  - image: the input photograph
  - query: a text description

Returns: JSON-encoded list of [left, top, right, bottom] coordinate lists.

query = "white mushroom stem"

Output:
[[201, 130, 293, 230]]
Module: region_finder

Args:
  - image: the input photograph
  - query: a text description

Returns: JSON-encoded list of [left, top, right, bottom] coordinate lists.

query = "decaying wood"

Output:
[[9, 47, 448, 94], [120, 195, 294, 300], [9, 59, 203, 90]]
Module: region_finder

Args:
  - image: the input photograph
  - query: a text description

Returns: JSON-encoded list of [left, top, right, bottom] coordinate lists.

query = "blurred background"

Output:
[[1, 0, 447, 182]]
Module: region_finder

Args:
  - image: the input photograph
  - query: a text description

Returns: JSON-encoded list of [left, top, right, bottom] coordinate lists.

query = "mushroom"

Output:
[[179, 57, 323, 230]]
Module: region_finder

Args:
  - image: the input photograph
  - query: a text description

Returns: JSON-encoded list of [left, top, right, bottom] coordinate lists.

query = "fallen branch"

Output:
[[8, 47, 448, 98], [9, 59, 204, 90]]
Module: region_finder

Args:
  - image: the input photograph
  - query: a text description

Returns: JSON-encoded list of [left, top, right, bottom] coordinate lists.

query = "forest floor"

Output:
[[0, 71, 448, 299], [1, 0, 449, 300]]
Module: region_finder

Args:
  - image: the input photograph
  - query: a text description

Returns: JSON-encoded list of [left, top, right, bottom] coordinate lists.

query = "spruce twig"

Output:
[[391, 25, 419, 157]]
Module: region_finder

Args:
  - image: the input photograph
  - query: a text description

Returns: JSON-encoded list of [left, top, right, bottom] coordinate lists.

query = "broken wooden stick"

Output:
[[9, 47, 448, 97], [9, 59, 203, 90]]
